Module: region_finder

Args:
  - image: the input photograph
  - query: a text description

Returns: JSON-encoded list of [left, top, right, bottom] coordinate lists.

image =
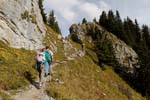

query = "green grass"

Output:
[[46, 40, 145, 100], [43, 25, 67, 61], [0, 41, 37, 99], [0, 25, 59, 99], [0, 25, 146, 100]]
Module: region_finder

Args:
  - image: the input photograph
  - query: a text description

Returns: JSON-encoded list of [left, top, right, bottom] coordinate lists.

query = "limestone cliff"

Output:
[[0, 0, 45, 49], [70, 23, 140, 74]]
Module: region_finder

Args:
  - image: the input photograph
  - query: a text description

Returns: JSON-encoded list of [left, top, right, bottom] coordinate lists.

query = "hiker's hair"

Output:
[[46, 46, 50, 49], [41, 48, 45, 52]]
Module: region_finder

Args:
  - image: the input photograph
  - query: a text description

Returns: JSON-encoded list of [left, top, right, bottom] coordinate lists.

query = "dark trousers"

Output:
[[36, 61, 42, 81]]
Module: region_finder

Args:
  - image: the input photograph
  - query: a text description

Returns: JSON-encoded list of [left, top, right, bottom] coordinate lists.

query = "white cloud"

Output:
[[59, 9, 77, 23], [43, 0, 79, 23], [43, 0, 111, 36], [44, 0, 150, 37], [98, 1, 111, 10], [80, 3, 103, 19], [79, 1, 110, 20]]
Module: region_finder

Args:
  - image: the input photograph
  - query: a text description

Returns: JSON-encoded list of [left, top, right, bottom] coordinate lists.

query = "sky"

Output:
[[43, 0, 150, 37]]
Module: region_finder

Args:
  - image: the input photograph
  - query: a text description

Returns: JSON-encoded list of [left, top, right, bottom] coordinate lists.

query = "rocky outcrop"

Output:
[[102, 29, 139, 74], [70, 23, 139, 74], [0, 0, 45, 50]]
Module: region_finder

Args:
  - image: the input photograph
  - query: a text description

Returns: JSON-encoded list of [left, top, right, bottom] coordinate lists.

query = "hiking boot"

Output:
[[38, 82, 42, 89], [39, 83, 42, 87]]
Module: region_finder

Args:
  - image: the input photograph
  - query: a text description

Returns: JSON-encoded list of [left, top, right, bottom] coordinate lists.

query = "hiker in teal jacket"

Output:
[[45, 46, 53, 74], [44, 47, 51, 77]]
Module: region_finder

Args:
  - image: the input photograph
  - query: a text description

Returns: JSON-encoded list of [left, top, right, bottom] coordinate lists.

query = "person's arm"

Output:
[[49, 50, 54, 62], [51, 51, 54, 62]]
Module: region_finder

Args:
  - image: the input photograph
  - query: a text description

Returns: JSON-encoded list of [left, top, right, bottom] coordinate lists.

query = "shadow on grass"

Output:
[[24, 71, 40, 89]]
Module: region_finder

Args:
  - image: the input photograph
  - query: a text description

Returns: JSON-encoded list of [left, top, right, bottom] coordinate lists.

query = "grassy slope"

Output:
[[43, 25, 67, 61], [0, 41, 37, 99], [46, 37, 145, 100], [0, 25, 65, 100], [0, 25, 146, 100]]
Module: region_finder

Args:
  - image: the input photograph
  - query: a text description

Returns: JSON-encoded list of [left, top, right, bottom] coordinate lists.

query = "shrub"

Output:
[[21, 10, 30, 20], [21, 11, 37, 24], [71, 33, 82, 44]]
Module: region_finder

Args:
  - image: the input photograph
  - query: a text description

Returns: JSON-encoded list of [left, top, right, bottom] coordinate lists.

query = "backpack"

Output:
[[45, 51, 51, 62], [36, 53, 45, 63]]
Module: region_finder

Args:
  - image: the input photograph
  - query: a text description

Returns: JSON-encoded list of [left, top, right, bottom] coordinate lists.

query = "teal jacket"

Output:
[[44, 51, 51, 62]]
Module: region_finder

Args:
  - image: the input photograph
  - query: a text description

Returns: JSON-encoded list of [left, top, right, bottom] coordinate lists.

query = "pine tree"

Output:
[[123, 17, 138, 46], [93, 17, 97, 23], [47, 10, 61, 34], [107, 10, 115, 32], [48, 10, 55, 28], [82, 18, 87, 24], [116, 10, 121, 22], [128, 17, 137, 44], [142, 25, 150, 48], [99, 11, 107, 28], [114, 10, 124, 39], [55, 21, 61, 34], [38, 0, 47, 23], [134, 19, 141, 43]]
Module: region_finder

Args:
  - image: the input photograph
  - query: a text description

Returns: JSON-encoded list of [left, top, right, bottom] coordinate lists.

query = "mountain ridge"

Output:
[[69, 22, 139, 75], [0, 1, 147, 100]]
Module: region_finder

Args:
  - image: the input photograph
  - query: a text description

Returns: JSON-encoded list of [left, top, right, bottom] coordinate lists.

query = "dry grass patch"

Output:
[[46, 46, 145, 100]]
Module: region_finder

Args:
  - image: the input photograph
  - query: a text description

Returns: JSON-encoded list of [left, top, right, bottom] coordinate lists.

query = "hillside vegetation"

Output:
[[0, 41, 36, 99], [0, 25, 146, 100], [45, 35, 145, 100], [99, 10, 150, 97]]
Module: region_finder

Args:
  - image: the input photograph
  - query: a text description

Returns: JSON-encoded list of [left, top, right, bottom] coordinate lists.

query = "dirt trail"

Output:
[[11, 63, 61, 100], [12, 73, 53, 100], [11, 43, 85, 100]]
